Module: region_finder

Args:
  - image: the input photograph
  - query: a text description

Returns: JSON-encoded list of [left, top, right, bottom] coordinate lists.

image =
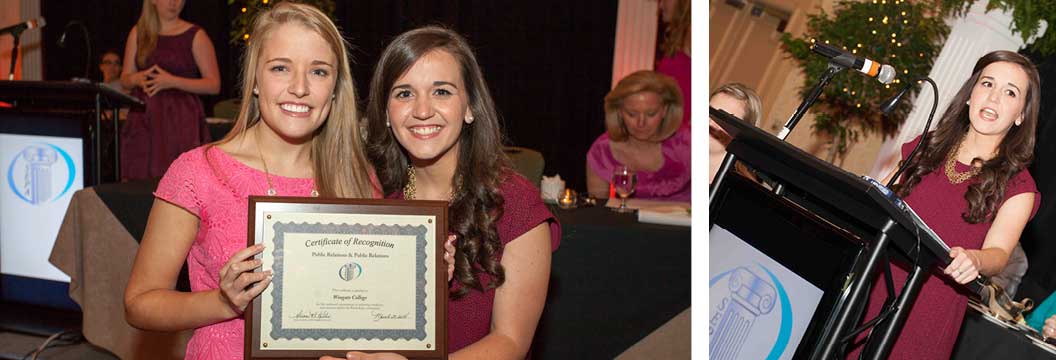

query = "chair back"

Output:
[[504, 146, 545, 186], [212, 98, 241, 120]]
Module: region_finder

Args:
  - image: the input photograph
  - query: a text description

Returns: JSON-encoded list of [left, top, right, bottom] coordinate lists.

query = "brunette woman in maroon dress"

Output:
[[120, 0, 220, 179], [848, 50, 1041, 359], [324, 26, 560, 360]]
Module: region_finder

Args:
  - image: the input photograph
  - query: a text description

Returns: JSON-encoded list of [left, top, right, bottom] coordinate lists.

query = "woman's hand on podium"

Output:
[[944, 247, 980, 284], [1043, 315, 1056, 339]]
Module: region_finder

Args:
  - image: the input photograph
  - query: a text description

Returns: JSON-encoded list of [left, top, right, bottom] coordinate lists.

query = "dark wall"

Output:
[[41, 1, 618, 190], [1017, 50, 1056, 302]]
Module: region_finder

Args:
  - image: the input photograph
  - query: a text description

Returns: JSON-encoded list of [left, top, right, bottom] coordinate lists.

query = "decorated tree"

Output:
[[228, 0, 337, 45], [941, 0, 1056, 55], [780, 0, 947, 163]]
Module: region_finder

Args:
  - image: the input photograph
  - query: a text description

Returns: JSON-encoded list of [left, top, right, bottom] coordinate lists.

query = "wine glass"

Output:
[[611, 166, 637, 213]]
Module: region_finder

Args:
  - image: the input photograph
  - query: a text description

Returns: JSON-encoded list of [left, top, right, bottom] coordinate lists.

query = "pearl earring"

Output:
[[965, 100, 970, 106], [465, 115, 474, 124], [385, 118, 390, 127], [253, 88, 259, 95]]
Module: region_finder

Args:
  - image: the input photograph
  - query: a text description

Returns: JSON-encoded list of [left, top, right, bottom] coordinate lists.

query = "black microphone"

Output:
[[811, 41, 896, 84], [0, 18, 45, 36], [57, 21, 92, 80]]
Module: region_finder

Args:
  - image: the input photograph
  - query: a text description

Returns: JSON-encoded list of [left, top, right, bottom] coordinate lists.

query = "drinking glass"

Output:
[[611, 166, 637, 213]]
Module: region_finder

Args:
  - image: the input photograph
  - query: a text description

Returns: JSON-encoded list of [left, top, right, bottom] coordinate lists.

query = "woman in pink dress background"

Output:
[[586, 70, 689, 202], [657, 0, 690, 129], [848, 50, 1041, 359], [120, 0, 220, 180]]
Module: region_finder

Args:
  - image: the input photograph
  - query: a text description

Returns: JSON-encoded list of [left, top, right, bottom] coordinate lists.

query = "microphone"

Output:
[[811, 41, 896, 84], [56, 20, 92, 80], [0, 18, 45, 36]]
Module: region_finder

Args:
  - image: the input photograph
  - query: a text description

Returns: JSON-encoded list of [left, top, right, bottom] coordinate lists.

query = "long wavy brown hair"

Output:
[[365, 26, 511, 298], [894, 50, 1040, 223], [659, 0, 690, 58]]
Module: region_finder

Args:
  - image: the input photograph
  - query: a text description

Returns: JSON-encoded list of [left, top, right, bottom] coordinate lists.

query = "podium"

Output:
[[0, 80, 143, 184], [708, 107, 957, 359]]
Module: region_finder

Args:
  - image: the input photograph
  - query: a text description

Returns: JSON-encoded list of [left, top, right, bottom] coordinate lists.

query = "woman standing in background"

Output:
[[120, 0, 220, 180]]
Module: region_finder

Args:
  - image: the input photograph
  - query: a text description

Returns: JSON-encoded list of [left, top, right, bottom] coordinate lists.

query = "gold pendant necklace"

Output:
[[256, 129, 319, 197]]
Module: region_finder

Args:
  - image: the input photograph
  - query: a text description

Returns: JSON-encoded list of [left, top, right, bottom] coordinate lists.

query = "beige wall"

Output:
[[0, 1, 19, 80], [710, 0, 885, 175]]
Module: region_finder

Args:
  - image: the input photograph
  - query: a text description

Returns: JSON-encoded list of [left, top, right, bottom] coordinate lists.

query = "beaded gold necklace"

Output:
[[402, 166, 461, 200], [944, 146, 981, 185]]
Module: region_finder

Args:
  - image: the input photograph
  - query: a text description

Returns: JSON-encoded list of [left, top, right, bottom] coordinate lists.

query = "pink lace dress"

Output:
[[154, 146, 315, 359]]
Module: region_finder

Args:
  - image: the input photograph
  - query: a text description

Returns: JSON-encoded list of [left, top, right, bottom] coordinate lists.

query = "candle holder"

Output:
[[558, 188, 578, 209]]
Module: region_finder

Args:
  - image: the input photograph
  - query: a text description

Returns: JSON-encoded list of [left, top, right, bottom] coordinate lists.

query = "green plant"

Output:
[[780, 0, 947, 163], [228, 0, 337, 45], [941, 0, 1056, 55]]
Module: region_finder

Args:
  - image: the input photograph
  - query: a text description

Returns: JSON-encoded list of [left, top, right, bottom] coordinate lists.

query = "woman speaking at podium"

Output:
[[850, 50, 1041, 359]]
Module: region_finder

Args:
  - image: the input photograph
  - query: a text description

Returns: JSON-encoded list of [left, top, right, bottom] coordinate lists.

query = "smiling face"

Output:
[[387, 49, 472, 166], [621, 91, 667, 142], [966, 61, 1030, 139], [254, 23, 337, 142]]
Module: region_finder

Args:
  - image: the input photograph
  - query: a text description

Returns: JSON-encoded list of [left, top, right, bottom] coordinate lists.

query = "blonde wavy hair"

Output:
[[134, 0, 160, 68], [216, 2, 375, 198], [604, 70, 684, 142]]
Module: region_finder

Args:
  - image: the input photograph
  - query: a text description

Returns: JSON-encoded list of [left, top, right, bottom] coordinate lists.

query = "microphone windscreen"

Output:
[[877, 64, 896, 84]]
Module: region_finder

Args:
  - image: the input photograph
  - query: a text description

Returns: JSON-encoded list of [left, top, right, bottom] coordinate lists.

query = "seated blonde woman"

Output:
[[708, 83, 762, 183], [585, 70, 689, 201]]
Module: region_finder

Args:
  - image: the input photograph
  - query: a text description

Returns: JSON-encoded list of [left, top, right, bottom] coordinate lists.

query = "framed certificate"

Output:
[[245, 196, 448, 360]]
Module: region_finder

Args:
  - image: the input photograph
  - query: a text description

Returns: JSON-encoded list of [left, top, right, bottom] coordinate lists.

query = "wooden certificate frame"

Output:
[[245, 196, 448, 360]]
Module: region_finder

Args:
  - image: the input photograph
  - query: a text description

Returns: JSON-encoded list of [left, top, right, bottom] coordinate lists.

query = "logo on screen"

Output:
[[710, 265, 793, 360], [6, 143, 76, 205]]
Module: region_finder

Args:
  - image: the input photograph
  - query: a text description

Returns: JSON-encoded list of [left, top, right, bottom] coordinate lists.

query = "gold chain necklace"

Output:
[[944, 148, 981, 185], [256, 129, 319, 197], [403, 166, 417, 199], [402, 166, 460, 200]]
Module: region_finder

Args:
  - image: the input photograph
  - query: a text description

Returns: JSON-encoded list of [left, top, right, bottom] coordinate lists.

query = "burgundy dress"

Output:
[[848, 136, 1040, 359], [121, 25, 210, 180], [392, 170, 561, 353]]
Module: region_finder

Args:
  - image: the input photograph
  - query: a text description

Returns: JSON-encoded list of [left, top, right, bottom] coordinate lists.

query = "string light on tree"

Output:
[[779, 0, 947, 162]]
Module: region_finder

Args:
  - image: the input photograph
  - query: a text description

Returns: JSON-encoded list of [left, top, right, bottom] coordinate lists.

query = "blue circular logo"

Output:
[[338, 262, 363, 281], [7, 143, 76, 205], [709, 264, 794, 360]]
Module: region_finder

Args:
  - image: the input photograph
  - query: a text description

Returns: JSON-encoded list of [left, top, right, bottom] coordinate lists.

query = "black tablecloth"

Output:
[[953, 307, 1056, 359], [532, 205, 691, 359]]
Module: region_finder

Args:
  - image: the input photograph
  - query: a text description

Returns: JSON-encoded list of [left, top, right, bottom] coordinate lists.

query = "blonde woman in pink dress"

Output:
[[123, 4, 456, 359], [586, 70, 689, 201]]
